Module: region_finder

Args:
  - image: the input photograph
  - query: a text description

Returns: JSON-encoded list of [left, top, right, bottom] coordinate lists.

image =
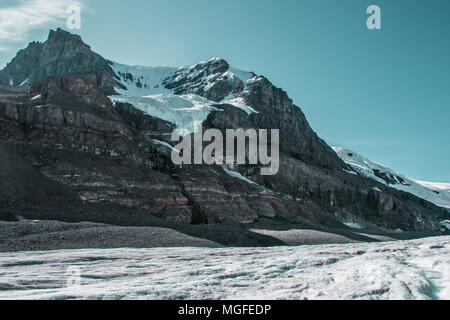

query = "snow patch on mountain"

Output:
[[111, 61, 176, 96], [223, 167, 259, 186], [111, 94, 221, 133], [442, 220, 450, 229], [220, 96, 258, 114], [153, 139, 180, 154], [373, 187, 382, 193], [229, 66, 254, 85], [109, 58, 256, 133], [343, 222, 364, 229], [334, 147, 450, 210], [413, 181, 450, 193]]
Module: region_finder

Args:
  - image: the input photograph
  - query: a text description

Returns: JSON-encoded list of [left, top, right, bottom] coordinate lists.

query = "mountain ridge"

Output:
[[0, 28, 447, 242], [334, 147, 450, 211]]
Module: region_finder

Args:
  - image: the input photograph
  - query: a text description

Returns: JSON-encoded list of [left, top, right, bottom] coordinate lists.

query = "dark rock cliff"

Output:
[[198, 74, 446, 232]]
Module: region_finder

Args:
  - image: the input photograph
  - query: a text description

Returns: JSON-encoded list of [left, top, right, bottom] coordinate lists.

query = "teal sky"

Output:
[[0, 0, 449, 182]]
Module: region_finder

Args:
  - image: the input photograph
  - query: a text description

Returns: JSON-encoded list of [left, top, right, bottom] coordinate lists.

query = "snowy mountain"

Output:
[[110, 58, 257, 133], [333, 147, 450, 210], [0, 28, 448, 236]]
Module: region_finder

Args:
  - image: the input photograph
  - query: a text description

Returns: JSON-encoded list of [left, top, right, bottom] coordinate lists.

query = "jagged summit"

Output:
[[0, 28, 116, 94], [162, 57, 253, 102], [111, 56, 255, 102], [0, 28, 254, 106], [48, 28, 83, 43]]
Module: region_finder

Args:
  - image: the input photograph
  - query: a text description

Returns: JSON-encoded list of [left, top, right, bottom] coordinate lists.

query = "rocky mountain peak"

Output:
[[47, 28, 84, 45], [162, 57, 247, 102], [0, 28, 117, 95]]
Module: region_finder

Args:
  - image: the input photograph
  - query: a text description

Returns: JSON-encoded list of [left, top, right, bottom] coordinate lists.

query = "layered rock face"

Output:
[[0, 76, 184, 220], [202, 76, 446, 232], [0, 29, 447, 236], [114, 102, 175, 141], [1, 76, 137, 156], [0, 75, 325, 233]]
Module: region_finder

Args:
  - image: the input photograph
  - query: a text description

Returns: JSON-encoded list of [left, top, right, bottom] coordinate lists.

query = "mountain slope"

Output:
[[0, 29, 448, 236], [333, 147, 450, 210]]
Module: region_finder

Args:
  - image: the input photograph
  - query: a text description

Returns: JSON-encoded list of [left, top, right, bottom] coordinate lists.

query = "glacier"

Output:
[[0, 236, 449, 300], [109, 58, 257, 133]]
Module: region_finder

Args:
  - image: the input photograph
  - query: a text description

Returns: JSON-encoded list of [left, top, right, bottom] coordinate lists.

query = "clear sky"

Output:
[[0, 0, 449, 182]]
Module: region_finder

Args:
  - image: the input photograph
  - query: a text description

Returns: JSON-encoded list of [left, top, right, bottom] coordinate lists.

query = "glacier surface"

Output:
[[0, 236, 449, 300]]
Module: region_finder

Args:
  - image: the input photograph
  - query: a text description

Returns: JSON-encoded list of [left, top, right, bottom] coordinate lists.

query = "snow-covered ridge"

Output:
[[413, 180, 450, 193], [333, 147, 450, 210], [111, 61, 177, 96], [110, 58, 256, 133]]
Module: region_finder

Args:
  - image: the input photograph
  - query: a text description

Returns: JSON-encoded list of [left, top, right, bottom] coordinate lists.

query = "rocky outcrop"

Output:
[[0, 76, 188, 222], [1, 76, 141, 157], [163, 58, 246, 102], [114, 102, 175, 141], [0, 42, 43, 86], [0, 29, 118, 94]]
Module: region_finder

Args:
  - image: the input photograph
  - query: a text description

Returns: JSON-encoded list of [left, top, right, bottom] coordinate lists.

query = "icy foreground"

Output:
[[0, 237, 449, 300]]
